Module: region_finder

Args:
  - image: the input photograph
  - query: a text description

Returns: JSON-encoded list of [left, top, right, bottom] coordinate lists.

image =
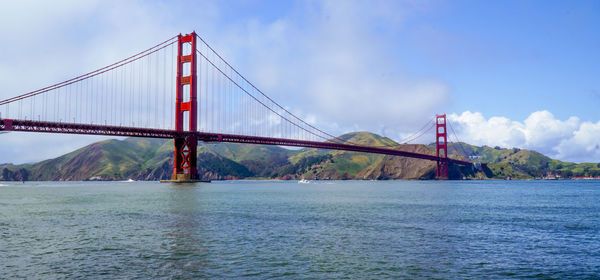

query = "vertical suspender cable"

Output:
[[146, 55, 150, 127], [95, 75, 98, 123], [171, 44, 173, 129], [205, 48, 208, 131], [121, 63, 124, 126], [130, 62, 133, 126], [138, 56, 142, 127], [163, 46, 167, 129], [200, 43, 204, 131], [218, 69, 221, 132], [211, 53, 215, 132], [155, 51, 158, 128], [110, 70, 113, 125]]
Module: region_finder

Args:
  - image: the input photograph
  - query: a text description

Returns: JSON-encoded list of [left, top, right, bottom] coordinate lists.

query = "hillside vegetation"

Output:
[[1, 132, 598, 181]]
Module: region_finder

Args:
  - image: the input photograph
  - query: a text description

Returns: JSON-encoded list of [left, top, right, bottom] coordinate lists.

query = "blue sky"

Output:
[[410, 0, 599, 121], [0, 0, 599, 163]]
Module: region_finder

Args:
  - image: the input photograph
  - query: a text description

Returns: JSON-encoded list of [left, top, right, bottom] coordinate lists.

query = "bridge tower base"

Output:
[[436, 114, 449, 179]]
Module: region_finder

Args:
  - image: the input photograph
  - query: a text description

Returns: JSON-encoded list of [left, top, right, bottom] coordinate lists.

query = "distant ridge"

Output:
[[1, 132, 599, 181]]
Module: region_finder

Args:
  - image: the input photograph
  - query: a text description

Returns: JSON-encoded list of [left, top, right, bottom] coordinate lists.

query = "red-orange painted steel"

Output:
[[0, 118, 472, 167], [172, 32, 199, 180], [436, 114, 449, 179]]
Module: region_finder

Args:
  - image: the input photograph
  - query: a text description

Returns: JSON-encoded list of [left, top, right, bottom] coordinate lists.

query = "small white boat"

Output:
[[298, 179, 310, 184]]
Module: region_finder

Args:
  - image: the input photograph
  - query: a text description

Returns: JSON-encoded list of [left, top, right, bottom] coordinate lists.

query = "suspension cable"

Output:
[[448, 119, 470, 158], [195, 34, 354, 144], [0, 36, 177, 106], [398, 116, 435, 144]]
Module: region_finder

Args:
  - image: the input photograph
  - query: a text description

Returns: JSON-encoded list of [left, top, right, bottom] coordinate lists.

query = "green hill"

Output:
[[0, 138, 252, 181], [1, 132, 598, 181], [286, 132, 396, 179], [441, 142, 600, 179]]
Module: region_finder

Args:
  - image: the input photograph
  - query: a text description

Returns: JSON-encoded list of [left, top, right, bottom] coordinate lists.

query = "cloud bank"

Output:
[[449, 111, 600, 163]]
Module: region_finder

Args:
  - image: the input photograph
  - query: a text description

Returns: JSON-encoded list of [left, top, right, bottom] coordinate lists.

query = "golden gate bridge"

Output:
[[0, 32, 471, 181]]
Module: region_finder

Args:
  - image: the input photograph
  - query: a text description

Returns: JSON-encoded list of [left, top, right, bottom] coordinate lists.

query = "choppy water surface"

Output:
[[1, 180, 599, 279]]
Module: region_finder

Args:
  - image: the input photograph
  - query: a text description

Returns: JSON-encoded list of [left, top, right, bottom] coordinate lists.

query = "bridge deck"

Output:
[[0, 118, 472, 166]]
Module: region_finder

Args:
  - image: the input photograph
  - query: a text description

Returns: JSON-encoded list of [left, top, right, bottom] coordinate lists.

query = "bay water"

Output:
[[1, 180, 599, 279]]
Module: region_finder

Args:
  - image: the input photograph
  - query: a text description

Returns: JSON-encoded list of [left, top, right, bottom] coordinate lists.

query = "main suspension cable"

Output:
[[0, 36, 177, 106]]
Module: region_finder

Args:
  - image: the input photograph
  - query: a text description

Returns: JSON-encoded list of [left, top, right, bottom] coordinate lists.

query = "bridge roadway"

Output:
[[0, 118, 472, 166]]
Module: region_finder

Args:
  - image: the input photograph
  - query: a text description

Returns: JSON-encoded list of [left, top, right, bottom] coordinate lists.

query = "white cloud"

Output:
[[449, 111, 600, 163], [522, 111, 579, 149], [214, 0, 449, 136], [448, 111, 525, 148], [555, 121, 600, 162]]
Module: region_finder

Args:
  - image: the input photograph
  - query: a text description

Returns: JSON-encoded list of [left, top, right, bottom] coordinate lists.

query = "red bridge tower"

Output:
[[436, 114, 449, 179], [171, 32, 199, 182]]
